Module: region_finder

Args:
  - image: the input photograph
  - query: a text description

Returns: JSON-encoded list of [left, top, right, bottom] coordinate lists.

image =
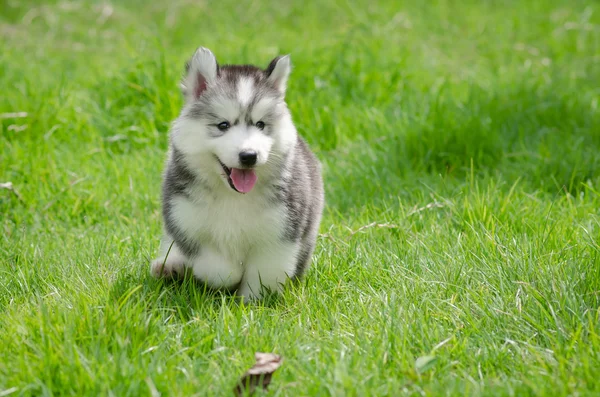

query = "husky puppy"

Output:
[[150, 47, 324, 300]]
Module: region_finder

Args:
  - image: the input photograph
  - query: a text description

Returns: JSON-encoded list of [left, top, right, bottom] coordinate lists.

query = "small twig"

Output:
[[0, 182, 24, 203], [7, 125, 28, 132], [96, 4, 114, 25], [0, 387, 19, 397], [318, 222, 400, 243], [0, 112, 28, 119], [344, 222, 400, 242], [144, 377, 160, 397], [345, 222, 399, 236], [407, 201, 445, 216], [318, 233, 350, 247], [321, 201, 444, 243], [318, 233, 331, 238]]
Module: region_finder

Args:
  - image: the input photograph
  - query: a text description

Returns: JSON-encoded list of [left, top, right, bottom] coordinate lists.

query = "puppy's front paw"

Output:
[[150, 258, 185, 278], [237, 280, 283, 303], [236, 283, 260, 303]]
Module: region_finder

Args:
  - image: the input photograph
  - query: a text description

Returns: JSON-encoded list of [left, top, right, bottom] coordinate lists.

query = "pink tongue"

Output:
[[230, 168, 257, 193]]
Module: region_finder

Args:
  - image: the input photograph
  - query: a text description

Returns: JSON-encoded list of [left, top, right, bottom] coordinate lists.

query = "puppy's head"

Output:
[[171, 47, 296, 194]]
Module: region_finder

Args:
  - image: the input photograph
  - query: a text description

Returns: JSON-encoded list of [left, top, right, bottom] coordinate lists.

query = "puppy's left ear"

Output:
[[265, 55, 291, 95]]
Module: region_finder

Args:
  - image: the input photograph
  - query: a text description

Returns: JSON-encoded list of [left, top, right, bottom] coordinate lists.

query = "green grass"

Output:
[[1, 0, 600, 395]]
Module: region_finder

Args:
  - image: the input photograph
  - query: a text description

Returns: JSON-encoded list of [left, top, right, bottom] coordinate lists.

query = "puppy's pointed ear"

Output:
[[265, 55, 291, 95], [181, 47, 218, 101]]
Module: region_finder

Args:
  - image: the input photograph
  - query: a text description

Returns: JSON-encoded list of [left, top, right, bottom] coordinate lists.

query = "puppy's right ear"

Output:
[[181, 47, 218, 102]]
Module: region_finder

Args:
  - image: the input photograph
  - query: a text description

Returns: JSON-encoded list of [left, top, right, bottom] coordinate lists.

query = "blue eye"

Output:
[[217, 121, 230, 131], [255, 121, 265, 130]]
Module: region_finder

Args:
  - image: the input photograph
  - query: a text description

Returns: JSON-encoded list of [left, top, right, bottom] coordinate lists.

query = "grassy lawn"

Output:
[[1, 0, 599, 395]]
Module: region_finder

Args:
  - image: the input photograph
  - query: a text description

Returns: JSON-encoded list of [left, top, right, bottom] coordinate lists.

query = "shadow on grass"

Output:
[[108, 265, 286, 323]]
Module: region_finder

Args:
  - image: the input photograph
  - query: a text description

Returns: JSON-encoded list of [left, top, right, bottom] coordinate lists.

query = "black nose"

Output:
[[239, 151, 257, 167]]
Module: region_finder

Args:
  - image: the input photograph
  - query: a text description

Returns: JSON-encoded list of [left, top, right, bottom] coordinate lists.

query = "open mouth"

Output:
[[217, 158, 237, 192], [216, 157, 258, 194]]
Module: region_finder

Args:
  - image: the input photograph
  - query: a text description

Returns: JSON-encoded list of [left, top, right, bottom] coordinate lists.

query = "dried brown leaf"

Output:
[[234, 352, 282, 396]]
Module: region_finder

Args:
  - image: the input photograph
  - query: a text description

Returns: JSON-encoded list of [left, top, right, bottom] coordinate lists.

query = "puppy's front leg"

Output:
[[190, 246, 244, 289], [150, 235, 187, 278], [238, 242, 300, 301]]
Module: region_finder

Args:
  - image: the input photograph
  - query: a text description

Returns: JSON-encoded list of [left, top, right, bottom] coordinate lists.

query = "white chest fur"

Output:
[[169, 186, 286, 263]]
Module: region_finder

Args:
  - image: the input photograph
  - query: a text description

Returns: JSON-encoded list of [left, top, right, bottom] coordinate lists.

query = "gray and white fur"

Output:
[[151, 46, 324, 300]]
